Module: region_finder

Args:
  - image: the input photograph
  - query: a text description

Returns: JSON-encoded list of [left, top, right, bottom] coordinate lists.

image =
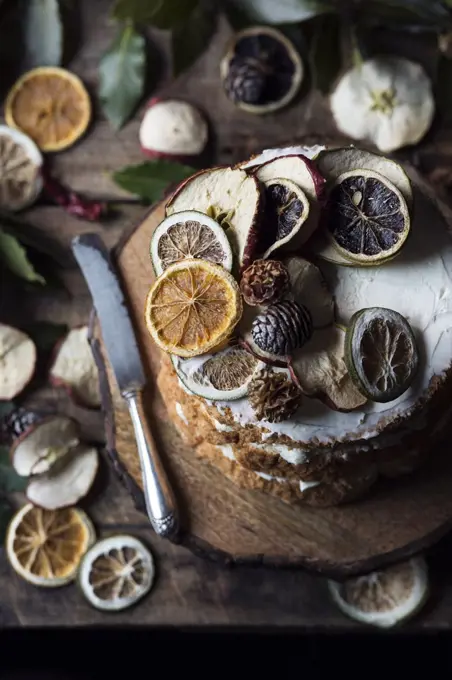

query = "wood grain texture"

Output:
[[92, 199, 452, 578]]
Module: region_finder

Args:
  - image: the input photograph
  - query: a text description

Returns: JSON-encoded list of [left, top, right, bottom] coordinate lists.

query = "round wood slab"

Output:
[[91, 187, 452, 579]]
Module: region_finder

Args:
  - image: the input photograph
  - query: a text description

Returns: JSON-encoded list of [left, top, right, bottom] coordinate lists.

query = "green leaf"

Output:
[[0, 447, 27, 493], [0, 497, 13, 544], [25, 322, 68, 354], [172, 2, 216, 76], [113, 0, 198, 28], [113, 161, 196, 203], [232, 0, 329, 24], [24, 0, 62, 69], [0, 403, 15, 421], [309, 14, 341, 93], [99, 24, 146, 130], [0, 230, 45, 284]]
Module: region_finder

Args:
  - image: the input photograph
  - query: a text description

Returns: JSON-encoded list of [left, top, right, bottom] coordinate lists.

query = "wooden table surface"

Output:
[[2, 0, 452, 629]]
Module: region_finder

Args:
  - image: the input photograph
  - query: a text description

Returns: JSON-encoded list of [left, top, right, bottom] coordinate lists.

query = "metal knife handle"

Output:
[[123, 387, 179, 539]]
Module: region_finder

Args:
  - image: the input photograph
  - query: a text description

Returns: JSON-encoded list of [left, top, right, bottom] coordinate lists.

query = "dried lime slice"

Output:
[[172, 345, 263, 401], [78, 535, 155, 612], [150, 210, 233, 276], [345, 307, 419, 403], [328, 557, 429, 628], [261, 178, 310, 258], [326, 169, 410, 264]]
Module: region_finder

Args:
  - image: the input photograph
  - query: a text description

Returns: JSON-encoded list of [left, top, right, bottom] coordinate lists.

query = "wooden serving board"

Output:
[[91, 198, 452, 579]]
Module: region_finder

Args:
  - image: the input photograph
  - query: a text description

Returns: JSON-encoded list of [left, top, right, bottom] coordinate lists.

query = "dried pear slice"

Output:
[[78, 535, 155, 611], [326, 169, 410, 264], [315, 147, 413, 208], [328, 557, 429, 628], [150, 210, 233, 275], [166, 167, 262, 271], [345, 307, 419, 403], [172, 346, 263, 401], [260, 178, 310, 258]]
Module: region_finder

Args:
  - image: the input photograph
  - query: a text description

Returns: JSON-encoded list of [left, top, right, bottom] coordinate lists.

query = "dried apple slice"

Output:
[[284, 256, 334, 329], [10, 415, 80, 477], [0, 324, 36, 400], [49, 326, 101, 408], [26, 445, 98, 510], [166, 166, 263, 270], [291, 326, 367, 411]]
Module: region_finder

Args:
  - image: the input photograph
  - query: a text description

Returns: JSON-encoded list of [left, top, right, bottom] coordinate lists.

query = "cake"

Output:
[[146, 145, 452, 507]]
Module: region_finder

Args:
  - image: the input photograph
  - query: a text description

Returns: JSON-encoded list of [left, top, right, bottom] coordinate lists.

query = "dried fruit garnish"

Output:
[[220, 26, 303, 114], [345, 307, 419, 403], [248, 367, 302, 423], [328, 557, 429, 628], [5, 67, 91, 152], [78, 535, 155, 611], [326, 169, 410, 264], [6, 504, 95, 587], [0, 324, 36, 400], [42, 170, 107, 222], [140, 98, 208, 159], [150, 210, 233, 276], [145, 259, 242, 358], [0, 125, 43, 211], [251, 300, 312, 357], [284, 257, 334, 329], [240, 259, 290, 306], [261, 178, 310, 257], [172, 346, 262, 401]]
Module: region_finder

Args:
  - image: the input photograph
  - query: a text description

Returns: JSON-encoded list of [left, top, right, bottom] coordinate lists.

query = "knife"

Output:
[[72, 233, 179, 539]]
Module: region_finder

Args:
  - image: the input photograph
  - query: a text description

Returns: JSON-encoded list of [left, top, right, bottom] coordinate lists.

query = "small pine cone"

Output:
[[252, 300, 312, 356], [240, 259, 290, 306], [248, 367, 302, 423], [223, 59, 265, 104]]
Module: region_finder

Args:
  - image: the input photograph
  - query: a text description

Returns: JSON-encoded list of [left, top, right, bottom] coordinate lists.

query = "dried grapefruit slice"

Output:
[[6, 503, 95, 587], [145, 259, 242, 357], [5, 67, 91, 152], [78, 535, 155, 612], [150, 210, 233, 275], [326, 169, 410, 264], [328, 557, 429, 628]]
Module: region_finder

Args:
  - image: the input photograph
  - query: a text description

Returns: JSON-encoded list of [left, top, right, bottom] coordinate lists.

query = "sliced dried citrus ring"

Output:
[[326, 169, 410, 264], [0, 125, 43, 210], [328, 557, 429, 628], [6, 503, 95, 587], [78, 535, 155, 612], [262, 178, 310, 258], [145, 259, 242, 357], [5, 67, 91, 152], [150, 210, 233, 276], [345, 307, 419, 403]]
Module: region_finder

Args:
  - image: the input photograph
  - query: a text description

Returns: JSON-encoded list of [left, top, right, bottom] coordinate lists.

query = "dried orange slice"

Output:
[[6, 503, 95, 587], [5, 67, 91, 152], [145, 259, 242, 357]]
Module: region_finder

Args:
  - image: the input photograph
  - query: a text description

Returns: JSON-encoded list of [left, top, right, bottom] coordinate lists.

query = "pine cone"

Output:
[[252, 300, 312, 356], [248, 367, 302, 423], [223, 59, 265, 104], [240, 259, 290, 306]]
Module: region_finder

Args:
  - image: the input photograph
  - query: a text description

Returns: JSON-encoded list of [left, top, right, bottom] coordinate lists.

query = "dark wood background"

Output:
[[1, 0, 452, 628]]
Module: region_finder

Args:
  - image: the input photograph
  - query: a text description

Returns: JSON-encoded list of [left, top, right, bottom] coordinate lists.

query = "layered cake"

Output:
[[145, 145, 452, 507]]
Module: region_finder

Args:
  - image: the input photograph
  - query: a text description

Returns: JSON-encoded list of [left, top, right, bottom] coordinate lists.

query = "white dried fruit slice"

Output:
[[326, 169, 410, 265], [26, 445, 99, 510], [315, 146, 413, 208], [284, 256, 334, 329], [0, 124, 43, 211], [6, 503, 95, 587], [328, 557, 429, 628], [150, 210, 233, 275], [238, 145, 326, 170], [78, 535, 155, 612], [49, 326, 101, 408], [10, 415, 80, 477], [166, 167, 262, 271], [172, 346, 264, 401], [261, 178, 310, 258], [0, 324, 36, 400], [292, 326, 367, 411]]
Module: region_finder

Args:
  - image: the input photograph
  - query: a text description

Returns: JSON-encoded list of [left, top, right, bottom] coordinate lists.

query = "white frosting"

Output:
[[250, 442, 307, 465], [175, 402, 189, 425], [299, 479, 321, 492], [218, 444, 236, 461], [212, 181, 452, 447]]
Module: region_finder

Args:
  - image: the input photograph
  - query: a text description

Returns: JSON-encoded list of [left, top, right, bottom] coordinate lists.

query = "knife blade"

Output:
[[72, 233, 179, 539]]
